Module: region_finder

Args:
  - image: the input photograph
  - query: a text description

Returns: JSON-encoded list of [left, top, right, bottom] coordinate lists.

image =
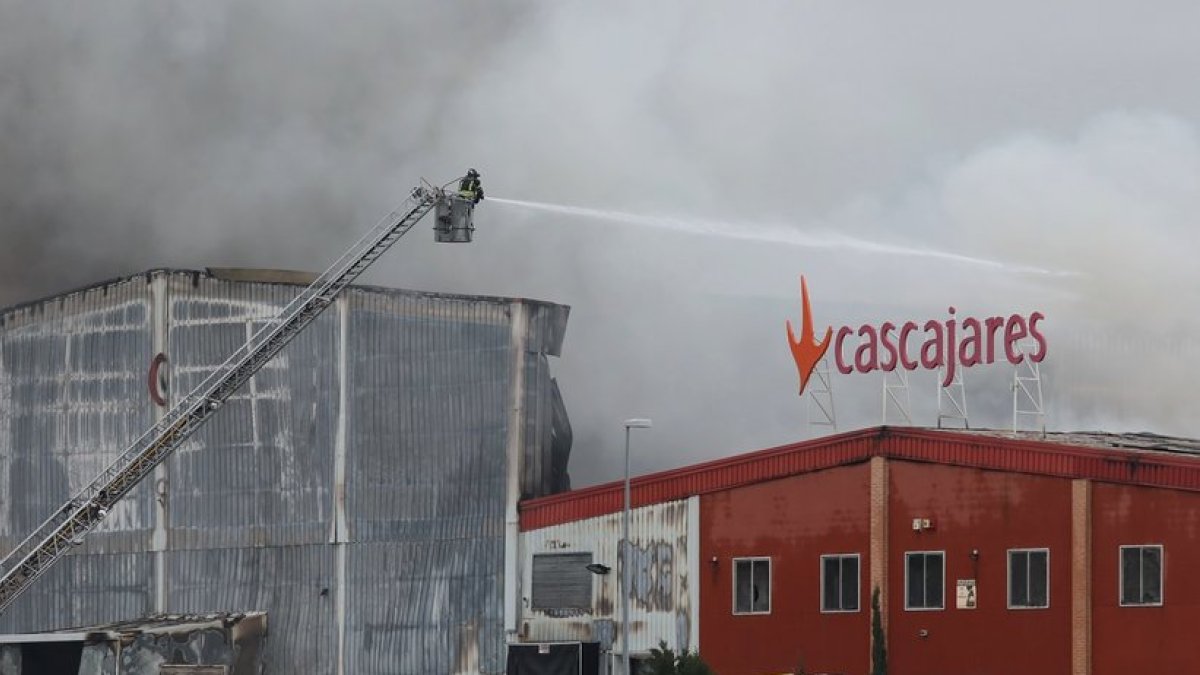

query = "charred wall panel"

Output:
[[341, 289, 512, 674], [0, 279, 155, 555], [343, 289, 512, 544], [521, 303, 571, 499], [166, 545, 335, 674], [167, 275, 337, 550], [344, 539, 505, 674], [0, 552, 153, 633], [0, 269, 571, 674]]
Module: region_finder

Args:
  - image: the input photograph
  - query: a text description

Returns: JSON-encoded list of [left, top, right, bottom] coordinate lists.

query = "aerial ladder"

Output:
[[0, 175, 481, 614]]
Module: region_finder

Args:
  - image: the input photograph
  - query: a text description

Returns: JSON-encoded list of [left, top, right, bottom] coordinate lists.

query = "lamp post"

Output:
[[622, 418, 652, 675]]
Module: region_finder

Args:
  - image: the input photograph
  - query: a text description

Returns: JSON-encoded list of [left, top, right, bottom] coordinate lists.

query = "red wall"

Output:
[[699, 463, 870, 675], [692, 450, 1200, 674], [1092, 482, 1200, 674], [887, 461, 1072, 675]]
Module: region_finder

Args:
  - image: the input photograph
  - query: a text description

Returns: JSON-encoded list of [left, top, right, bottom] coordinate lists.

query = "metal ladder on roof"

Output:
[[0, 181, 462, 614]]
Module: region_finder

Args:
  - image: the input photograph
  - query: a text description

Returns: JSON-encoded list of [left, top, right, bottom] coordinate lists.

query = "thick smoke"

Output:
[[0, 0, 534, 302], [2, 2, 1199, 485]]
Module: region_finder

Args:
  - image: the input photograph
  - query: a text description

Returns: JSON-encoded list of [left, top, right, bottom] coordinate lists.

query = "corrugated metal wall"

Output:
[[519, 498, 698, 657], [0, 270, 571, 674], [0, 278, 156, 558]]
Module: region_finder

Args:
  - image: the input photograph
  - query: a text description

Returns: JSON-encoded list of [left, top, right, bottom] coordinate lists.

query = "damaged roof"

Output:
[[0, 267, 568, 321], [0, 612, 266, 644]]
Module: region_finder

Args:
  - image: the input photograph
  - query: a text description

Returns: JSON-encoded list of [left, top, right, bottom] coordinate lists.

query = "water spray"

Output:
[[490, 197, 1067, 276]]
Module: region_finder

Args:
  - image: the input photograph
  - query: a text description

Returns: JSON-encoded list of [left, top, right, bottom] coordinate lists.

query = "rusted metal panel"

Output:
[[518, 498, 694, 657]]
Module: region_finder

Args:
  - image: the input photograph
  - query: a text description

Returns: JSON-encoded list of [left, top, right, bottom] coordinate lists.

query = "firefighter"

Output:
[[458, 168, 484, 204]]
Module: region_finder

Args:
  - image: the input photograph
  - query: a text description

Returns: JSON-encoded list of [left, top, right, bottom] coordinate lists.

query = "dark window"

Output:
[[905, 551, 944, 610], [1120, 545, 1163, 606], [821, 554, 860, 612], [733, 558, 771, 614], [1008, 549, 1049, 608], [531, 552, 594, 611]]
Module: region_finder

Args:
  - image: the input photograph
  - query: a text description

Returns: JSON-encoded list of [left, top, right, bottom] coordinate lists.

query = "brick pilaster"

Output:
[[869, 457, 889, 645], [1071, 479, 1092, 675]]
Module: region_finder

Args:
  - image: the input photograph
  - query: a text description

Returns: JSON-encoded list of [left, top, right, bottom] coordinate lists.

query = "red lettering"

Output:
[[1028, 312, 1047, 362], [820, 310, 1046, 383], [984, 316, 1005, 363], [834, 326, 854, 374], [920, 320, 944, 370], [855, 325, 879, 373], [1004, 314, 1028, 364], [942, 308, 958, 387], [959, 318, 982, 367], [898, 321, 919, 370], [879, 322, 898, 372]]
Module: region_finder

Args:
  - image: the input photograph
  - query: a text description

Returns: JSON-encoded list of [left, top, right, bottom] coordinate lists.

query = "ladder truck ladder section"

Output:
[[0, 181, 473, 614]]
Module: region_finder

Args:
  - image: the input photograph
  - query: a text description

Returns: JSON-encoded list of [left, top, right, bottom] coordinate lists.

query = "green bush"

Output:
[[644, 640, 716, 675]]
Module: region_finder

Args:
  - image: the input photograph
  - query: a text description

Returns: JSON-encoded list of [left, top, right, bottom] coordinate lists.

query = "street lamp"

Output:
[[622, 418, 652, 675]]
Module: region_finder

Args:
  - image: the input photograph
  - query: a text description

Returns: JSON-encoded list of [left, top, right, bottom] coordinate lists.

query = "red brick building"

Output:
[[516, 426, 1200, 675]]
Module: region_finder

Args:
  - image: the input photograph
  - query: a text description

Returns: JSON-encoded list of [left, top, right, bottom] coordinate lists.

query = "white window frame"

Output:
[[820, 553, 861, 614], [732, 556, 772, 615], [904, 550, 945, 611], [1119, 544, 1164, 608], [1006, 548, 1051, 610]]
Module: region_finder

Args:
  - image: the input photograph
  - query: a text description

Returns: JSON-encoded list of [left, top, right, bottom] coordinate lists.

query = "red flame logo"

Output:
[[786, 276, 832, 395]]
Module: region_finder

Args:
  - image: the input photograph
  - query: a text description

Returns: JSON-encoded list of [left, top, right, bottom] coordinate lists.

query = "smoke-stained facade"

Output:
[[0, 269, 572, 674]]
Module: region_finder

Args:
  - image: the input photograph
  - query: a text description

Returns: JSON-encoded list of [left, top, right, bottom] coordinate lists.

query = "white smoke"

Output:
[[3, 2, 1199, 485]]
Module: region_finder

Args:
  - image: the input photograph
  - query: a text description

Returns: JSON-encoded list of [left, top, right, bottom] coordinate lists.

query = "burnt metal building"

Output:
[[0, 268, 573, 674]]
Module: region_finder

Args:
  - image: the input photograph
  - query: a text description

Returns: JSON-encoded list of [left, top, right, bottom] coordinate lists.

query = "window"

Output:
[[733, 557, 771, 614], [1008, 548, 1049, 609], [821, 554, 860, 612], [1120, 545, 1163, 606], [531, 552, 593, 611], [905, 551, 944, 610]]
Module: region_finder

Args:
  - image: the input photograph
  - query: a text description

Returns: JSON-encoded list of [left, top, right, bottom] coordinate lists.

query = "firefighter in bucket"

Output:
[[458, 168, 484, 204]]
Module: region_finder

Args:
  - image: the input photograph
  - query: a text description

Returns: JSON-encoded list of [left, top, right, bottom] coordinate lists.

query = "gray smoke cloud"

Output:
[[3, 1, 1199, 486]]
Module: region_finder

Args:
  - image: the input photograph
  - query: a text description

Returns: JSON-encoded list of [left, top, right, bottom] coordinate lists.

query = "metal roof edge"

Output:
[[519, 427, 883, 530], [0, 267, 569, 320], [521, 426, 1200, 530], [522, 427, 882, 510]]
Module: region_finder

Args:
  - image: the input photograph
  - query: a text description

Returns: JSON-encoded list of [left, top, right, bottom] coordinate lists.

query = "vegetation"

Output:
[[644, 640, 717, 675]]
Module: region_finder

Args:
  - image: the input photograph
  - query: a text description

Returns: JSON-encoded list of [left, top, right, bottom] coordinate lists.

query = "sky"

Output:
[[2, 1, 1199, 486]]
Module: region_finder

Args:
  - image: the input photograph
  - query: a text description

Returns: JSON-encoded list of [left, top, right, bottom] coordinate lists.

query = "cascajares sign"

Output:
[[787, 276, 1047, 395]]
